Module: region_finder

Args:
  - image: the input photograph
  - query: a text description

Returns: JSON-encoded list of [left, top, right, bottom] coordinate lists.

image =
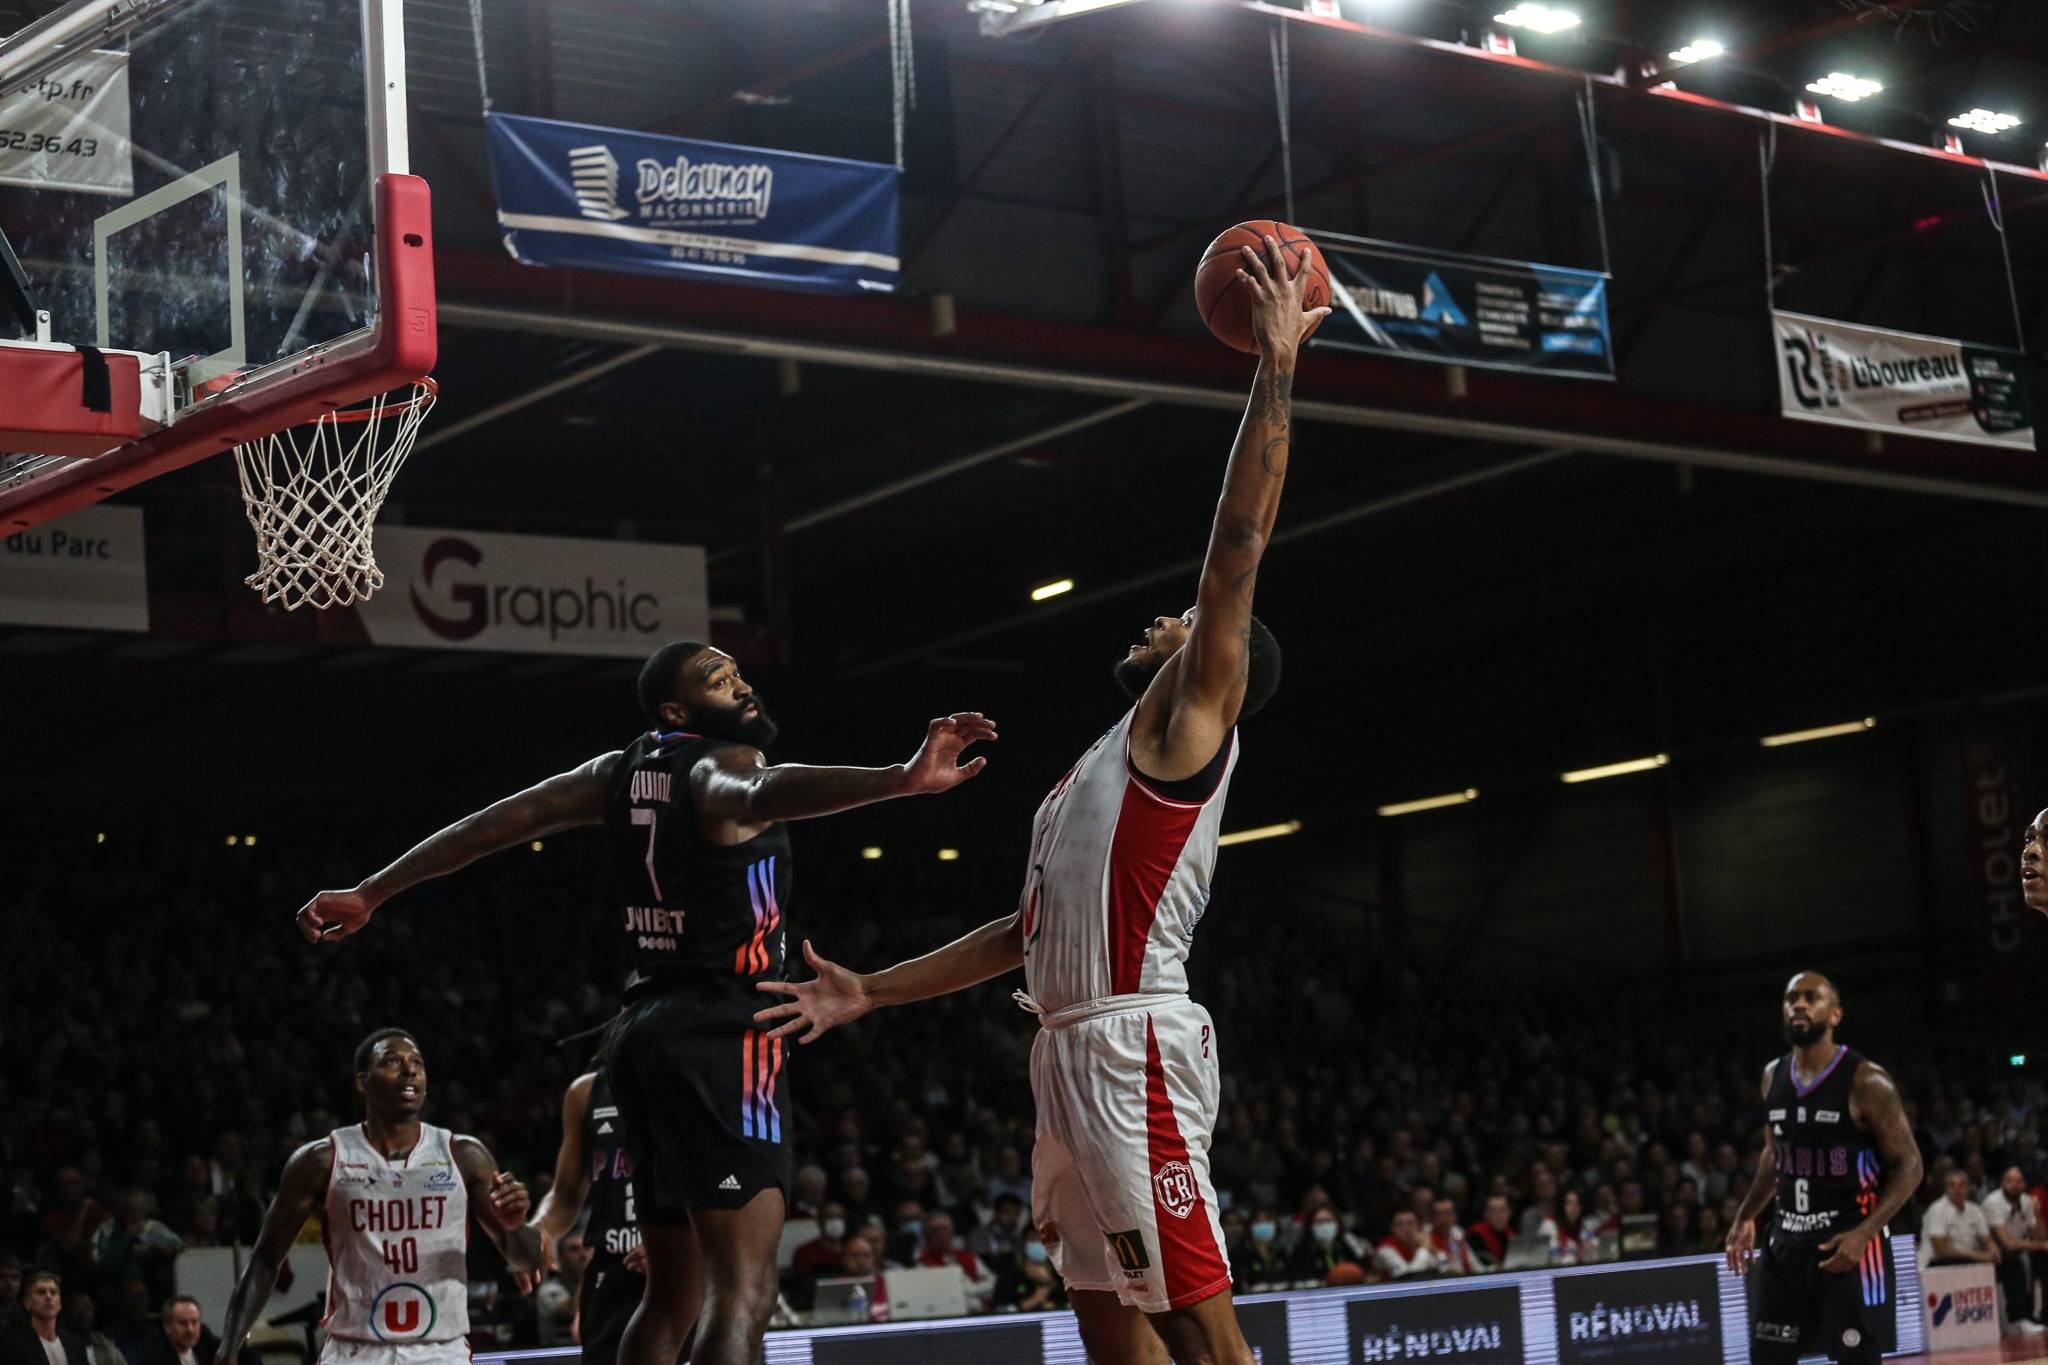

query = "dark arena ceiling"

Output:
[[3, 0, 2047, 953]]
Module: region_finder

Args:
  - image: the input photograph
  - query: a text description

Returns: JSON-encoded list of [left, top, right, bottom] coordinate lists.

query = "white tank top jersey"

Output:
[[1019, 709, 1238, 1015], [321, 1123, 470, 1344]]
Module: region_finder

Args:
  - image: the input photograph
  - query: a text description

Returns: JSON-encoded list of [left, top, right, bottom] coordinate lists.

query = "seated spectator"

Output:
[[833, 1237, 888, 1324], [1231, 1211, 1288, 1290], [1984, 1166, 2048, 1331], [789, 1166, 829, 1221], [91, 1195, 183, 1311], [791, 1203, 850, 1279], [1924, 1169, 2000, 1268], [1657, 1203, 1699, 1257], [97, 1282, 152, 1365], [964, 1194, 1024, 1270], [836, 1167, 876, 1231], [138, 1296, 257, 1365], [1552, 1190, 1586, 1265], [38, 1171, 110, 1291], [993, 1237, 1065, 1314], [1287, 1208, 1356, 1284], [1467, 1194, 1515, 1270], [982, 1148, 1031, 1209], [1429, 1199, 1477, 1276], [59, 1297, 120, 1365], [532, 1234, 588, 1347], [0, 1258, 22, 1341], [1518, 1170, 1559, 1239], [883, 1201, 924, 1268], [2, 1272, 87, 1365], [1375, 1211, 1442, 1280], [1694, 1205, 1722, 1256], [915, 1212, 993, 1309]]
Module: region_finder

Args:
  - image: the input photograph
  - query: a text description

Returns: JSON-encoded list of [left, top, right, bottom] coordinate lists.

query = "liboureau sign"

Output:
[[356, 527, 708, 658], [1774, 310, 2034, 449]]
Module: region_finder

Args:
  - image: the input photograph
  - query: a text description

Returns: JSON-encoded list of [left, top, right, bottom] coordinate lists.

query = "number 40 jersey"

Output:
[[321, 1122, 470, 1345]]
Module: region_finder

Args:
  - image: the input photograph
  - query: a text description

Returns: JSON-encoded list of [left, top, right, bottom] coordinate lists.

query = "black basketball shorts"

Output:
[[577, 1255, 643, 1365], [1749, 1231, 1895, 1362], [606, 983, 791, 1219]]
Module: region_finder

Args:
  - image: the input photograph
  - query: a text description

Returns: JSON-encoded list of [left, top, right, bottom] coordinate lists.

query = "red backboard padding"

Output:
[[0, 348, 143, 458]]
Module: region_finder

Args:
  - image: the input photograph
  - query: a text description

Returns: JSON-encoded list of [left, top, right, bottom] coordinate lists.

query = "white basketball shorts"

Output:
[[1028, 992, 1232, 1313], [319, 1340, 470, 1365]]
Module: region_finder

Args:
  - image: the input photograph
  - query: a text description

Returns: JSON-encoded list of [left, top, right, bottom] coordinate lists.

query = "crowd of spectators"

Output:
[[3, 809, 2042, 1344]]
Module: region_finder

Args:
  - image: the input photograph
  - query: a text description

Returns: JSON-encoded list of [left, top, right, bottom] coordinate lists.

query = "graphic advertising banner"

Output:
[[1347, 1283, 1524, 1363], [1307, 230, 1613, 380], [0, 504, 146, 631], [487, 112, 898, 295], [1235, 1299, 1291, 1365], [354, 527, 708, 658], [1773, 310, 2034, 449], [1552, 1262, 1720, 1365], [1920, 1263, 1999, 1353], [0, 50, 133, 196]]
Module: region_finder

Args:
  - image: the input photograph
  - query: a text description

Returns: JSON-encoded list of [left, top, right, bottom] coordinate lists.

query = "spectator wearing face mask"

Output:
[[1286, 1208, 1356, 1284], [792, 1203, 851, 1279], [1231, 1210, 1288, 1290]]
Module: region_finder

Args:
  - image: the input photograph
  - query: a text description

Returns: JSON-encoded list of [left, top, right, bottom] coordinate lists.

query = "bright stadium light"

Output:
[[2013, 1055, 2028, 1067], [938, 848, 960, 861], [1949, 108, 2021, 134], [1031, 578, 1075, 602], [1806, 72, 1882, 102], [530, 840, 544, 852], [1561, 754, 1668, 784], [1761, 717, 1875, 748], [1217, 819, 1303, 847], [1668, 39, 1722, 65], [1378, 789, 1478, 817], [1494, 4, 1578, 33], [861, 846, 884, 860]]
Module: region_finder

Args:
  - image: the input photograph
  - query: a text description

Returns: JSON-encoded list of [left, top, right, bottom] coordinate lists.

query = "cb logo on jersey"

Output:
[[369, 1283, 437, 1341], [1153, 1160, 1198, 1220]]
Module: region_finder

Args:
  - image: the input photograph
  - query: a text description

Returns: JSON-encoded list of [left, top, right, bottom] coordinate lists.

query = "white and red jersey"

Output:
[[1019, 709, 1237, 1014], [322, 1123, 470, 1344]]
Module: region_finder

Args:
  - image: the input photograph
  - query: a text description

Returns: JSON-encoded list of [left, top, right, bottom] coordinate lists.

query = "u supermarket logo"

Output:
[[369, 1283, 437, 1341]]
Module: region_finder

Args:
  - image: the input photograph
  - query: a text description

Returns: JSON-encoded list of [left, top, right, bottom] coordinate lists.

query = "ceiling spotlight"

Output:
[[1949, 108, 2021, 134], [1561, 754, 1669, 784], [1667, 39, 1722, 65], [1217, 819, 1303, 847], [861, 846, 884, 860], [1030, 578, 1074, 602], [1494, 4, 1578, 33], [1806, 72, 1882, 102], [1378, 789, 1479, 817], [1761, 717, 1874, 748], [938, 848, 960, 861]]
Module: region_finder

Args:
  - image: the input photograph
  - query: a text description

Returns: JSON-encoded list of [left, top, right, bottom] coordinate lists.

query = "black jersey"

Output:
[[604, 729, 792, 984], [581, 1069, 639, 1262], [1765, 1045, 1883, 1242]]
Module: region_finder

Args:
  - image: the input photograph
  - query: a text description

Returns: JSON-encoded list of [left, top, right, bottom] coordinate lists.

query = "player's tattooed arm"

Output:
[[454, 1135, 546, 1274], [1133, 233, 1328, 782], [1724, 1061, 1779, 1277], [219, 1138, 332, 1361], [1820, 1060, 1923, 1273], [297, 753, 621, 942], [755, 917, 1026, 1043], [691, 712, 997, 827]]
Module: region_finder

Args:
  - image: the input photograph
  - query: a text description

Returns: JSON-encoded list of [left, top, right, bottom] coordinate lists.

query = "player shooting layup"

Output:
[[295, 662, 994, 1365], [1725, 973, 1922, 1365], [756, 235, 1325, 1365], [215, 1030, 543, 1365]]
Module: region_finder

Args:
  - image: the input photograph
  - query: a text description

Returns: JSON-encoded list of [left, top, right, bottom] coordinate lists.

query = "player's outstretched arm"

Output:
[[754, 918, 1024, 1043], [1725, 1061, 1780, 1276], [1818, 1061, 1924, 1272], [1133, 235, 1328, 780], [516, 1072, 596, 1292], [453, 1135, 546, 1275], [692, 713, 997, 823], [297, 753, 620, 942], [218, 1139, 331, 1360]]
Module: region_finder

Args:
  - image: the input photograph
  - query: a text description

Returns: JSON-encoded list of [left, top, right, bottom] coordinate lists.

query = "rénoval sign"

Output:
[[355, 526, 708, 658]]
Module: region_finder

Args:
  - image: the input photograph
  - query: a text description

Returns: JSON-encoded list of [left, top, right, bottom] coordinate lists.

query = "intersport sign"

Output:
[[355, 527, 708, 659]]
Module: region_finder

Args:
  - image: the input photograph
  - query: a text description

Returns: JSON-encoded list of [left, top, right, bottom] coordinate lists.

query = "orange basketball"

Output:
[[1327, 1261, 1368, 1287], [1195, 219, 1329, 353]]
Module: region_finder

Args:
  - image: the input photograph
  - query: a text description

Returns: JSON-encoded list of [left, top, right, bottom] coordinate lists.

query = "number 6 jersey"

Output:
[[321, 1123, 470, 1344]]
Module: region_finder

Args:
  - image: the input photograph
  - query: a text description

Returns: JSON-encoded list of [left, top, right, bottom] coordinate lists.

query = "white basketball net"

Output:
[[232, 380, 436, 611]]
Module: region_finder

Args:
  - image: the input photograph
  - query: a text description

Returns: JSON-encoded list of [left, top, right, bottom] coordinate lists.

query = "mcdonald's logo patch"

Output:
[[1108, 1228, 1151, 1274]]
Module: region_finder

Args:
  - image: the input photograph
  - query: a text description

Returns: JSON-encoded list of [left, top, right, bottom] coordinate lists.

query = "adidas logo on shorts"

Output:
[[720, 1175, 741, 1190]]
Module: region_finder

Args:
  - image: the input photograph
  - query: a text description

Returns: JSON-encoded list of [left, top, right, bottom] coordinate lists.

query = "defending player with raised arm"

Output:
[[1724, 973, 1921, 1365], [217, 1031, 543, 1365], [758, 235, 1325, 1365], [295, 648, 993, 1365]]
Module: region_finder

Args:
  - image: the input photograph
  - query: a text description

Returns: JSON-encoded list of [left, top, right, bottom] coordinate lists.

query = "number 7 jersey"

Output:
[[1020, 710, 1238, 1015], [321, 1123, 469, 1344]]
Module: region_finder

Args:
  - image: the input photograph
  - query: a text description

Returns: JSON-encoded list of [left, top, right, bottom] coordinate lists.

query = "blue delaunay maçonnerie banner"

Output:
[[486, 112, 899, 296]]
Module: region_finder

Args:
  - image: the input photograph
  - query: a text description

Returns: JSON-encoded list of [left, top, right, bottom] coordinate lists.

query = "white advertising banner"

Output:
[[1774, 310, 2034, 449], [0, 504, 148, 630], [356, 527, 708, 658], [1918, 1262, 2000, 1352], [0, 51, 134, 196]]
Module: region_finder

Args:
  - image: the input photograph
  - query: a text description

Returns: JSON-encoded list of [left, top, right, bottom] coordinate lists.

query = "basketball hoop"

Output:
[[232, 379, 436, 611]]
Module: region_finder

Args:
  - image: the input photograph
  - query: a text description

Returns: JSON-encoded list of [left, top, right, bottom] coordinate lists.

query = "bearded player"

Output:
[[216, 1030, 544, 1365], [296, 659, 994, 1365], [1724, 973, 1922, 1365], [755, 236, 1323, 1365]]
